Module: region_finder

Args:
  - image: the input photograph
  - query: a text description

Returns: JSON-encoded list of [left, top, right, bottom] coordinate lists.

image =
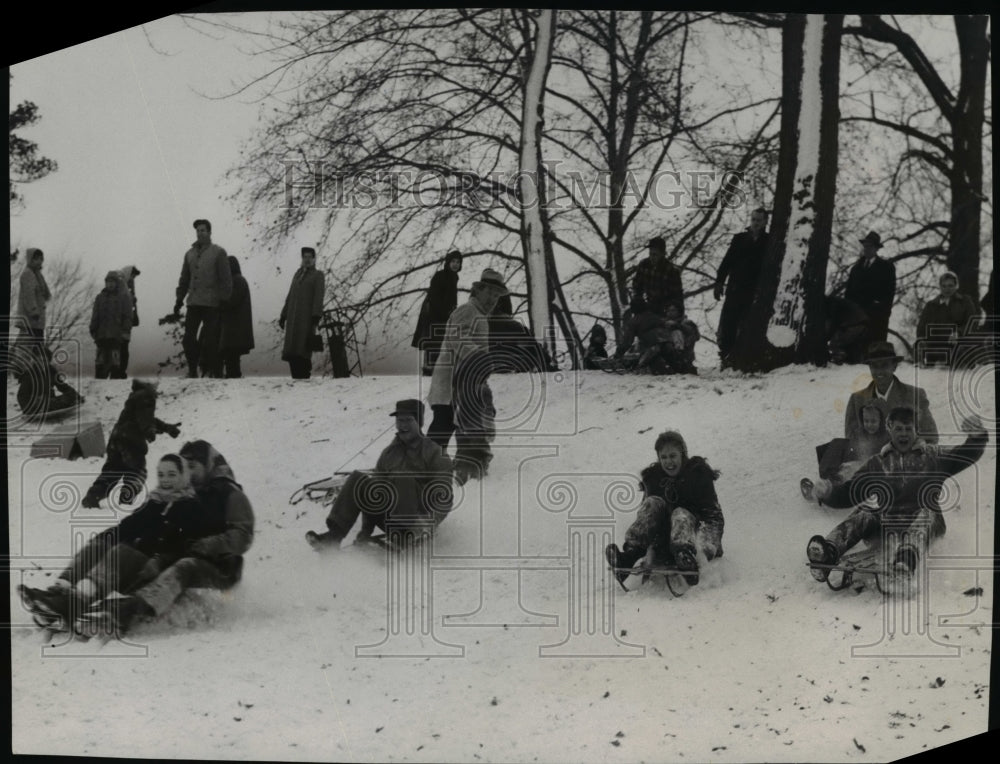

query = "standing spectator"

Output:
[[279, 246, 326, 380], [90, 271, 133, 379], [844, 231, 895, 345], [843, 340, 938, 445], [714, 208, 769, 366], [632, 236, 683, 316], [116, 266, 140, 378], [915, 270, 980, 367], [412, 250, 463, 375], [219, 256, 255, 379], [173, 219, 233, 378], [427, 268, 507, 483], [17, 247, 50, 341]]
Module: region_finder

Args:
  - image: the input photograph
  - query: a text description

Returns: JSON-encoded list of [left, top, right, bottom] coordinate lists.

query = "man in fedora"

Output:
[[279, 246, 326, 379], [843, 340, 938, 445], [305, 399, 453, 550], [427, 267, 509, 484], [844, 231, 896, 345]]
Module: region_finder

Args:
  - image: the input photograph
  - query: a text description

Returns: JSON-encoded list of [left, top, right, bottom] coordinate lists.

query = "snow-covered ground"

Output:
[[8, 362, 995, 761]]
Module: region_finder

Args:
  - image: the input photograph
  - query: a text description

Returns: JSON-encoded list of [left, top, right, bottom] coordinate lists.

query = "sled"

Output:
[[594, 355, 641, 374], [807, 548, 912, 595], [288, 472, 355, 508], [610, 565, 696, 597], [354, 531, 431, 556]]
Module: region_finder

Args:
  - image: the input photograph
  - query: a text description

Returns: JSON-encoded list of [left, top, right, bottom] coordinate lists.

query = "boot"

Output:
[[806, 535, 839, 582], [893, 543, 919, 578], [800, 478, 815, 501], [305, 530, 340, 550], [672, 544, 699, 586], [75, 594, 154, 638]]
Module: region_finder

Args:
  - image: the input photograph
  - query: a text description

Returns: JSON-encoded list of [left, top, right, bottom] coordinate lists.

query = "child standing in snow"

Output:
[[606, 430, 724, 586]]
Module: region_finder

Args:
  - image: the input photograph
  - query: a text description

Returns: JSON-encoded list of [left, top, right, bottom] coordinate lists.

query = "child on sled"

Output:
[[606, 430, 724, 586]]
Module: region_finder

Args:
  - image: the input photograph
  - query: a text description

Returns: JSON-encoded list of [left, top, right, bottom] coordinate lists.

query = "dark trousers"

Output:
[[865, 307, 891, 345], [287, 355, 312, 379], [717, 294, 751, 362], [115, 340, 130, 379], [318, 472, 435, 544], [95, 339, 121, 380], [453, 362, 495, 473], [182, 305, 222, 377], [221, 349, 243, 378], [427, 404, 456, 454]]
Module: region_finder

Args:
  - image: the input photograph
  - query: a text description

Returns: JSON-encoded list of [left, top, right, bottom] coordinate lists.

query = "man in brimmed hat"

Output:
[[305, 399, 453, 550], [427, 267, 509, 484], [279, 246, 326, 379], [845, 230, 896, 344], [842, 340, 937, 445]]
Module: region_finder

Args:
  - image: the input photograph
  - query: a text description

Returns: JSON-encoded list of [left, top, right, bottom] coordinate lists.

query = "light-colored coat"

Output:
[[844, 376, 938, 444], [427, 297, 492, 406], [280, 267, 325, 360], [18, 265, 50, 332], [176, 242, 233, 308]]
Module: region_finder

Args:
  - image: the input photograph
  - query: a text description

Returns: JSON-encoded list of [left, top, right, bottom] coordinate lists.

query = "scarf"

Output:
[[147, 484, 197, 505]]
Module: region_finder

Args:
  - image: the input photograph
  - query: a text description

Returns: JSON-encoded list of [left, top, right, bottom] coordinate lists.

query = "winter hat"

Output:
[[473, 268, 509, 296], [859, 231, 883, 249], [390, 399, 425, 427], [444, 250, 463, 269], [104, 270, 119, 283], [653, 430, 688, 461]]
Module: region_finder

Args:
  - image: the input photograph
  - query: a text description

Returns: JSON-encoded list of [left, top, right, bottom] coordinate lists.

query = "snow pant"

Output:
[[717, 294, 752, 362], [622, 498, 723, 566], [453, 359, 495, 475], [427, 404, 456, 454], [183, 305, 222, 377], [287, 355, 312, 379], [94, 339, 122, 380], [83, 443, 147, 505], [221, 349, 243, 378], [116, 339, 131, 379], [133, 555, 243, 617], [321, 472, 441, 544], [823, 505, 945, 561]]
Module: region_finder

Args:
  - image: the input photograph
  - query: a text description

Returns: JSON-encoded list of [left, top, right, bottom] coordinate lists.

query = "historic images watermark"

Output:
[[280, 161, 748, 212]]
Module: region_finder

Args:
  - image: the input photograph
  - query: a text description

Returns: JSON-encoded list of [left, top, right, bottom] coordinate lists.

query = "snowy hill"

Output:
[[8, 363, 995, 761]]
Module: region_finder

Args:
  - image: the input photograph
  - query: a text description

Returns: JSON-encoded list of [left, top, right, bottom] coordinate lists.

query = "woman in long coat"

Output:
[[219, 256, 255, 378], [279, 247, 326, 379], [412, 250, 462, 374]]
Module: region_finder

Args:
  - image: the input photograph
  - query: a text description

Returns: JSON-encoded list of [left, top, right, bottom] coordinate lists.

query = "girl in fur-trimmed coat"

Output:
[[606, 430, 724, 585]]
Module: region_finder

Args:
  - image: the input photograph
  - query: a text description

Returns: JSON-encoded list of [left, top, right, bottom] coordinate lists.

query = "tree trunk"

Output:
[[947, 15, 988, 304], [519, 8, 558, 359], [732, 13, 843, 372]]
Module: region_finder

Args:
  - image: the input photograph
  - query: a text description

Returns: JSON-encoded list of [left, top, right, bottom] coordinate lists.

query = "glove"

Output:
[[173, 301, 183, 315], [713, 284, 724, 301], [164, 422, 181, 438], [278, 316, 286, 331]]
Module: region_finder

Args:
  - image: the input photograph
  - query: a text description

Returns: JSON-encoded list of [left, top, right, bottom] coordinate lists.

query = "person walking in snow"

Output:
[[173, 219, 233, 378], [412, 249, 463, 375], [74, 440, 255, 637], [606, 430, 724, 586], [305, 399, 453, 551], [806, 409, 987, 583], [427, 268, 509, 484], [90, 271, 133, 379], [219, 256, 255, 378], [279, 246, 326, 379]]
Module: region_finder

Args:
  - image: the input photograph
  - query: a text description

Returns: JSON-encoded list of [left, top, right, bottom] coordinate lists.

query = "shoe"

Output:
[[74, 594, 153, 639], [305, 530, 338, 551], [19, 584, 90, 623], [893, 544, 918, 577], [605, 544, 630, 585], [672, 545, 699, 586], [800, 478, 815, 501], [807, 535, 839, 582]]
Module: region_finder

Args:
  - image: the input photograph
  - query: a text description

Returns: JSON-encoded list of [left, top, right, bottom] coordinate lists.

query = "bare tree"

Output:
[[9, 255, 100, 352]]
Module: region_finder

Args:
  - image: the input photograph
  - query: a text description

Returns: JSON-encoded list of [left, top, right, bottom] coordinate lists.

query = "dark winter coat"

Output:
[[90, 283, 133, 341], [412, 267, 460, 350], [280, 266, 325, 360], [176, 241, 233, 309], [375, 433, 454, 518], [823, 431, 988, 535], [715, 230, 768, 301], [844, 376, 937, 445], [186, 454, 255, 586], [119, 265, 140, 329], [639, 456, 724, 540], [916, 292, 979, 341], [844, 255, 896, 335], [632, 256, 683, 314], [220, 272, 255, 353], [105, 380, 178, 468]]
